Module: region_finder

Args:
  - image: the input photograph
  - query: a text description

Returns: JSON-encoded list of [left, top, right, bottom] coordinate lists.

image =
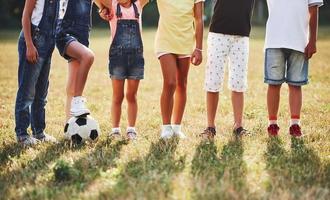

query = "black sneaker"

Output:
[[233, 127, 247, 137], [200, 127, 216, 141]]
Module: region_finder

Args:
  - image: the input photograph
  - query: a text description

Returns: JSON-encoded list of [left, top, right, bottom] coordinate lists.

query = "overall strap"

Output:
[[116, 3, 140, 19], [116, 4, 122, 18], [132, 3, 140, 19]]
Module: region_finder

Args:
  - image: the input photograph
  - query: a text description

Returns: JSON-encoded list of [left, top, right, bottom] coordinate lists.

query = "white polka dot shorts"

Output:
[[205, 32, 249, 93]]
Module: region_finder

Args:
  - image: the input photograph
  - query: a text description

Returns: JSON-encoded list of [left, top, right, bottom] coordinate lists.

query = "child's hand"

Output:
[[26, 44, 39, 64], [99, 7, 113, 21], [191, 48, 203, 66], [305, 41, 317, 59]]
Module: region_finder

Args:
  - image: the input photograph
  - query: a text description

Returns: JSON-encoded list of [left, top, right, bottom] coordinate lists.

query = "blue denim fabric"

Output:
[[109, 3, 144, 80], [15, 0, 58, 141], [264, 48, 309, 86], [56, 0, 92, 60]]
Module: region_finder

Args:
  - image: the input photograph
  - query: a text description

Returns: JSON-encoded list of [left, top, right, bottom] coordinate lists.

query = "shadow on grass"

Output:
[[265, 137, 330, 199], [21, 138, 127, 199], [0, 142, 25, 169], [0, 139, 75, 198], [97, 138, 186, 199], [191, 137, 249, 200]]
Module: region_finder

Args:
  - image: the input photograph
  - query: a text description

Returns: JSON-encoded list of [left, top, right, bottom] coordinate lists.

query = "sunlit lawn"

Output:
[[0, 27, 329, 200]]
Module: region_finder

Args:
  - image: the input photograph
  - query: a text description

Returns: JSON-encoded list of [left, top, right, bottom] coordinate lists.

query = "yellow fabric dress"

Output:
[[155, 0, 204, 55]]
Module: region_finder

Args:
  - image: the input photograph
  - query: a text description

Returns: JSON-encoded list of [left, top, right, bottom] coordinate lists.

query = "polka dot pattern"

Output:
[[205, 32, 249, 92]]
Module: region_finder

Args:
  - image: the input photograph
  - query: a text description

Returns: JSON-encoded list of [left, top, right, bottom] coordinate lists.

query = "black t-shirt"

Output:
[[209, 0, 255, 37]]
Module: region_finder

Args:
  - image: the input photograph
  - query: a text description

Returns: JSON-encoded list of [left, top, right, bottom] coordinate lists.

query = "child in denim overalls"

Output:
[[56, 0, 103, 121], [97, 0, 148, 140], [15, 0, 58, 146]]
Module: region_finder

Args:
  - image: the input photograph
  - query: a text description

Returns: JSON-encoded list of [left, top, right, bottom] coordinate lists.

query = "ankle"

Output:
[[112, 127, 121, 133], [268, 116, 278, 125], [290, 115, 300, 126], [172, 124, 181, 133], [127, 126, 136, 133]]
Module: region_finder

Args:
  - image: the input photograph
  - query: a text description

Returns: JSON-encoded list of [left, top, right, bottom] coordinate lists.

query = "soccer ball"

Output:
[[64, 115, 101, 144]]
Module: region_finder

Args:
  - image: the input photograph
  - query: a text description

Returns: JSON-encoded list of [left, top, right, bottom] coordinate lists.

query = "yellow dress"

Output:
[[155, 0, 204, 55]]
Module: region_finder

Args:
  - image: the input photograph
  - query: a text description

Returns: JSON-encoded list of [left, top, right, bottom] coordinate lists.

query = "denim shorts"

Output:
[[264, 48, 309, 86], [55, 20, 90, 61], [109, 47, 144, 80]]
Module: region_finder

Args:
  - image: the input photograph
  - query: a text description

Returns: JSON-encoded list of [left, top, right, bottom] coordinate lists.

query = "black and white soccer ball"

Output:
[[64, 116, 101, 144]]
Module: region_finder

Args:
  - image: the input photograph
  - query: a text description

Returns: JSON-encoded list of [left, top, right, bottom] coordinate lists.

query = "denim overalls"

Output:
[[109, 3, 144, 80], [15, 0, 58, 141], [56, 0, 92, 60]]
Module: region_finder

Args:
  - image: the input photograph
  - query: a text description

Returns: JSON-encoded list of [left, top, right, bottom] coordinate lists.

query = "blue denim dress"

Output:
[[109, 3, 145, 80], [15, 0, 58, 141], [56, 0, 92, 60]]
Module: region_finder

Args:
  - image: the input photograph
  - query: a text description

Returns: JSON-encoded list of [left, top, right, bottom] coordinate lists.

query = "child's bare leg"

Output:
[[65, 60, 79, 121], [207, 92, 219, 128], [65, 41, 94, 96], [126, 80, 140, 127], [160, 54, 178, 125], [172, 57, 190, 124], [232, 91, 244, 129], [111, 79, 125, 128], [267, 84, 281, 119], [288, 85, 302, 118]]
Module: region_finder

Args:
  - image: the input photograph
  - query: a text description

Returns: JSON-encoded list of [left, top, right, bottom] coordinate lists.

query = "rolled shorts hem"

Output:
[[228, 85, 247, 93], [264, 78, 286, 85], [110, 75, 144, 80], [62, 38, 77, 61], [286, 80, 309, 86]]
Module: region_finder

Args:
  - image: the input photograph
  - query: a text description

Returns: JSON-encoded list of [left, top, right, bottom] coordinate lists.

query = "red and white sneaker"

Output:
[[268, 124, 280, 136], [289, 124, 302, 137]]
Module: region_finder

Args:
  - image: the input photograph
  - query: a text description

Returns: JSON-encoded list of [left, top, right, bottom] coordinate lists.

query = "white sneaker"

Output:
[[36, 133, 58, 143], [70, 96, 90, 117], [160, 125, 174, 139], [172, 124, 186, 139], [19, 136, 40, 146]]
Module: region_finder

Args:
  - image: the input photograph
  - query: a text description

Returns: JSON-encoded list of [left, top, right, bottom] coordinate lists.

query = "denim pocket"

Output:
[[110, 47, 123, 57]]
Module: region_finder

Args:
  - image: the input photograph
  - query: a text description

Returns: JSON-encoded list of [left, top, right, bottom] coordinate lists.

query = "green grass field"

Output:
[[0, 27, 329, 200]]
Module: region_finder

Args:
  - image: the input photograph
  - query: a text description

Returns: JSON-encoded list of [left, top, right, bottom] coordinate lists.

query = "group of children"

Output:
[[14, 0, 323, 146]]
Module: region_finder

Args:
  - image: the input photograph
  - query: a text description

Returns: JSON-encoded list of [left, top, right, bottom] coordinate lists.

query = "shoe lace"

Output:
[[201, 127, 216, 137], [269, 124, 278, 132], [291, 124, 301, 133]]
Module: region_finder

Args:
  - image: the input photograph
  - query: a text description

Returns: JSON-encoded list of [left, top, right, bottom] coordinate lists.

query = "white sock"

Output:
[[162, 124, 172, 132], [112, 127, 121, 133], [290, 119, 300, 126], [127, 126, 136, 133], [172, 124, 181, 133], [269, 120, 278, 125]]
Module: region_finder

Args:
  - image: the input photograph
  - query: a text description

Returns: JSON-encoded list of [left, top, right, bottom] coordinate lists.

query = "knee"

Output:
[[164, 79, 177, 92], [126, 92, 137, 104], [269, 84, 282, 90], [113, 93, 124, 105], [288, 84, 301, 91], [177, 78, 188, 91], [81, 50, 94, 66]]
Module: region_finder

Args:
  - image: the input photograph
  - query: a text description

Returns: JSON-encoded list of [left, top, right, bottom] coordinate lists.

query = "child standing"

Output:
[[56, 0, 102, 120], [156, 0, 204, 139], [201, 0, 255, 140], [15, 0, 58, 146], [264, 0, 323, 137], [97, 0, 148, 140]]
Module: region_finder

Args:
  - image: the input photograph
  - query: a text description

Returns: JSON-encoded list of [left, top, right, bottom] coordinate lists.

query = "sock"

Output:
[[127, 126, 136, 133], [162, 124, 172, 132], [269, 116, 278, 125], [172, 124, 181, 133], [112, 127, 120, 133], [290, 115, 300, 126]]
